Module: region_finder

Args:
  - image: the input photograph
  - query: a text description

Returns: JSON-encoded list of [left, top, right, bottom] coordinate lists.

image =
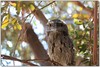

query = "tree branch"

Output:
[[23, 1, 55, 26], [40, 1, 55, 10], [93, 1, 98, 65], [1, 55, 37, 66], [71, 1, 93, 15], [22, 23, 52, 66]]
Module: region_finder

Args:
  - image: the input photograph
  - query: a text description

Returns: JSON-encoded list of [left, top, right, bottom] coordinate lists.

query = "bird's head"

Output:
[[46, 19, 68, 33]]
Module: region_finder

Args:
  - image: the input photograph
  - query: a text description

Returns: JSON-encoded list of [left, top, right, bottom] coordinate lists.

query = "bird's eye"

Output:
[[56, 23, 63, 27]]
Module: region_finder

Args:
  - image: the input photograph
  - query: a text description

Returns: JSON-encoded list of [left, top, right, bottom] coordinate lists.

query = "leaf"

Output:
[[14, 25, 17, 30], [1, 15, 9, 29], [79, 7, 83, 11], [83, 14, 90, 19], [11, 18, 22, 30], [29, 4, 35, 11], [1, 13, 8, 22], [67, 24, 73, 31], [73, 14, 89, 20], [16, 1, 21, 15], [11, 18, 17, 24], [16, 23, 22, 30], [9, 2, 16, 7], [13, 22, 22, 30], [74, 19, 83, 25], [72, 14, 78, 18]]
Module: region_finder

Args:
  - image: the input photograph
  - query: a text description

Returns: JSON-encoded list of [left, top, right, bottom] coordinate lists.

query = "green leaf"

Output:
[[74, 19, 83, 25], [33, 21, 37, 26], [29, 4, 35, 11], [16, 1, 21, 15]]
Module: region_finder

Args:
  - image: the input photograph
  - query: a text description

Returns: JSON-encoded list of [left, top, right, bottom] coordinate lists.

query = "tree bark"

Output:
[[32, 4, 48, 27], [22, 23, 52, 66], [93, 1, 98, 65]]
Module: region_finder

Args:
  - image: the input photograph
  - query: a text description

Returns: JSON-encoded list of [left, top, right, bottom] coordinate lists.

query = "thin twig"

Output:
[[12, 31, 22, 66], [22, 1, 55, 21], [38, 1, 42, 6], [40, 1, 55, 10], [1, 54, 62, 66], [25, 59, 62, 66], [30, 15, 34, 23]]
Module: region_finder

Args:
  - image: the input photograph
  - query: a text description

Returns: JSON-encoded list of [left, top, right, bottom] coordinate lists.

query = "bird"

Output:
[[46, 19, 75, 66]]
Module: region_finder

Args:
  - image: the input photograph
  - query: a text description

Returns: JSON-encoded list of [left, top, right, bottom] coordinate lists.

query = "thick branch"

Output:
[[32, 9, 48, 27], [32, 3, 50, 27], [71, 1, 93, 15], [1, 55, 37, 66], [93, 1, 98, 65], [22, 23, 52, 66]]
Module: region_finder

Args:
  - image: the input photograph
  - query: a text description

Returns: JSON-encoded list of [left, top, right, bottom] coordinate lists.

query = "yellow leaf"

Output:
[[14, 25, 17, 30], [83, 14, 90, 19], [29, 4, 35, 11], [16, 23, 22, 30], [73, 14, 89, 20], [11, 18, 17, 24], [67, 24, 73, 31], [72, 14, 78, 18], [16, 2, 21, 14], [9, 2, 16, 7], [79, 7, 83, 11], [13, 22, 22, 30], [23, 4, 26, 7], [79, 14, 82, 17], [1, 16, 9, 29]]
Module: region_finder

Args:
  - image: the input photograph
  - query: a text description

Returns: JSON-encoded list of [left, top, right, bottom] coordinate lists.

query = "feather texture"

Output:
[[46, 19, 74, 66]]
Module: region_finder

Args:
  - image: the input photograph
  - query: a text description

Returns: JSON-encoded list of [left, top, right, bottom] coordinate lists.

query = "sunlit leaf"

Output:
[[83, 14, 90, 19], [14, 25, 17, 30], [67, 24, 73, 31], [9, 2, 16, 7], [74, 19, 83, 25], [13, 22, 22, 30], [16, 1, 21, 15], [29, 4, 35, 11], [72, 14, 78, 18], [11, 18, 17, 24], [16, 23, 22, 30], [11, 18, 22, 30], [79, 7, 83, 11], [73, 14, 89, 20], [1, 15, 9, 29], [23, 4, 26, 8]]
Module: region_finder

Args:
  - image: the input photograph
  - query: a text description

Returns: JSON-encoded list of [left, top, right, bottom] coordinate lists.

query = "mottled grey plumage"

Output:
[[46, 19, 74, 66]]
